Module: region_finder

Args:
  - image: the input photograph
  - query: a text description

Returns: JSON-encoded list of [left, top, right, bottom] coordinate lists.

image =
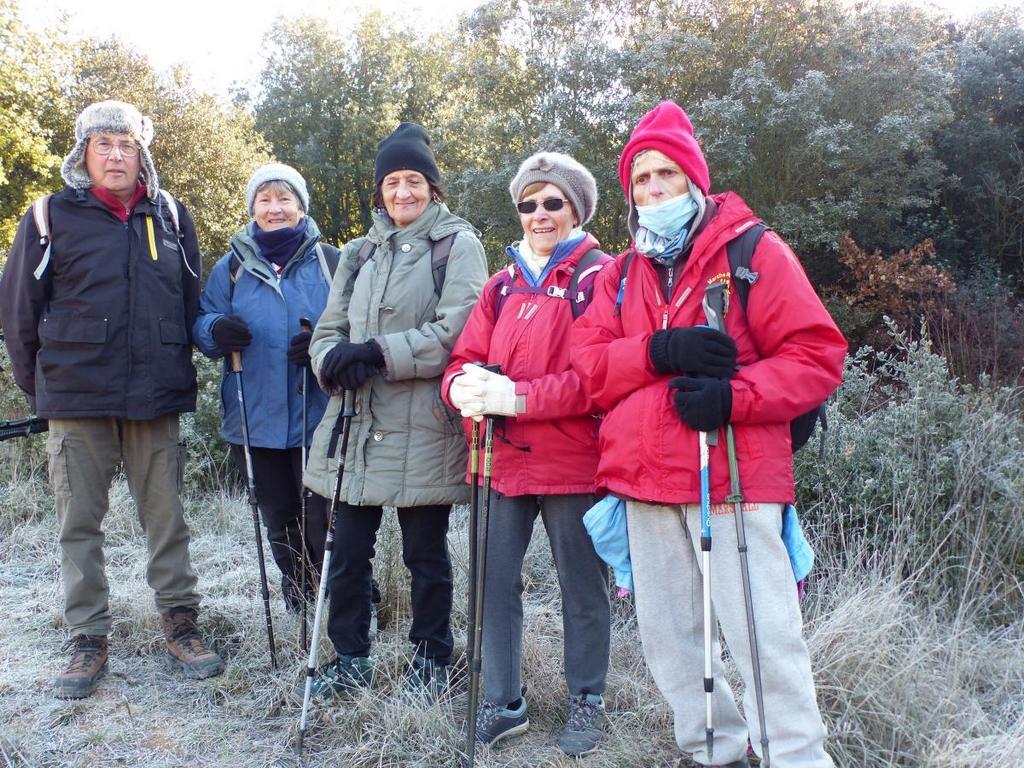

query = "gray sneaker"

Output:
[[558, 692, 605, 756], [310, 654, 374, 699], [475, 696, 529, 746]]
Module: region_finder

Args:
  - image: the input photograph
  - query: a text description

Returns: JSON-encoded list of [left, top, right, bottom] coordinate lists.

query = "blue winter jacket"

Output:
[[193, 218, 332, 448]]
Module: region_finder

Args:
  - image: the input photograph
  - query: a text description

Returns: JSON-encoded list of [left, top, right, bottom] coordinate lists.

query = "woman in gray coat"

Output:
[[304, 123, 487, 696]]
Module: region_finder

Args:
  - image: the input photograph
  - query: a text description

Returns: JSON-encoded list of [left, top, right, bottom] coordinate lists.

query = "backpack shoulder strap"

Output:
[[727, 221, 768, 313], [158, 190, 182, 238], [430, 232, 457, 297], [31, 195, 53, 281], [568, 247, 613, 320], [315, 242, 342, 284], [355, 238, 376, 272], [612, 249, 638, 317], [491, 264, 517, 321]]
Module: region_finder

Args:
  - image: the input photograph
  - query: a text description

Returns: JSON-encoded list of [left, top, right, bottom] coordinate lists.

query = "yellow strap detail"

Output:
[[146, 216, 158, 261]]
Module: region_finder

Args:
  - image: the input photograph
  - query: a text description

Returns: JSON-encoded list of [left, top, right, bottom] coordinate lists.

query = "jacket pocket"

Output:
[[46, 433, 72, 497], [158, 318, 195, 390], [38, 314, 109, 394]]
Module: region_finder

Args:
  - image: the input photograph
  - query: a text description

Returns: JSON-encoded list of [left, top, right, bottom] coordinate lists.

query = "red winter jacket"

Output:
[[443, 234, 610, 496], [570, 193, 847, 505]]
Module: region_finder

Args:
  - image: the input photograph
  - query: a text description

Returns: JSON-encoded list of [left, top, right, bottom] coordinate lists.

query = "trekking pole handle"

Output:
[[230, 351, 242, 374], [299, 317, 313, 333]]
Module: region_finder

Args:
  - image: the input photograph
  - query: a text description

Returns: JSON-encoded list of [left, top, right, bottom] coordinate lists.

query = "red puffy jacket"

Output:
[[571, 193, 847, 504], [443, 234, 610, 496]]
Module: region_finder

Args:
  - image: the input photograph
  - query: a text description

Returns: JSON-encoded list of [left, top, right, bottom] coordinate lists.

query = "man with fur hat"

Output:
[[0, 100, 223, 699], [571, 101, 846, 767]]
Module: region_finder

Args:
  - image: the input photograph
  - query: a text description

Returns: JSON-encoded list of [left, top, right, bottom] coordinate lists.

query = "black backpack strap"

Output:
[[726, 222, 768, 313], [430, 232, 457, 297]]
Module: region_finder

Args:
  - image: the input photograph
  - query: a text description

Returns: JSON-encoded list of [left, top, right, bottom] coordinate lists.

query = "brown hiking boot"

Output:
[[161, 607, 225, 679], [54, 634, 108, 699]]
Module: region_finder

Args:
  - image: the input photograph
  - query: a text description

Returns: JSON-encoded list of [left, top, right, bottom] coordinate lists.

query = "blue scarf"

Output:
[[634, 194, 699, 265], [506, 232, 587, 287], [252, 217, 308, 268]]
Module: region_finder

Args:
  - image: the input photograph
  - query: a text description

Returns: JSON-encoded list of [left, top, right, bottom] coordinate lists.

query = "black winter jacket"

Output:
[[0, 187, 202, 419]]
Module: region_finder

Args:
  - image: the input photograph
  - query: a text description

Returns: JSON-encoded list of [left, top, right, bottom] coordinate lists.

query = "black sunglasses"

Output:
[[516, 198, 570, 214]]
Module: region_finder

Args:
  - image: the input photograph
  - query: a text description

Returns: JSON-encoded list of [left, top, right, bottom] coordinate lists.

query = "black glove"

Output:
[[649, 326, 737, 378], [338, 361, 379, 392], [670, 376, 733, 432], [287, 330, 313, 366], [212, 315, 252, 353], [321, 340, 385, 384]]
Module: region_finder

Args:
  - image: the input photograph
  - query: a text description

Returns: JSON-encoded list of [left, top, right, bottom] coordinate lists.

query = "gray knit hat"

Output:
[[508, 151, 598, 225], [60, 100, 159, 200], [245, 163, 310, 215]]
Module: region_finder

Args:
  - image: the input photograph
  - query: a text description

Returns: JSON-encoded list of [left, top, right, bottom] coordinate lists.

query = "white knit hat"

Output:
[[60, 100, 159, 200], [508, 151, 599, 225], [245, 163, 310, 214]]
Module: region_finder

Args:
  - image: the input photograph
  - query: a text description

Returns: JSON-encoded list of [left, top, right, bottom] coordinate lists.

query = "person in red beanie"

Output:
[[571, 100, 845, 767]]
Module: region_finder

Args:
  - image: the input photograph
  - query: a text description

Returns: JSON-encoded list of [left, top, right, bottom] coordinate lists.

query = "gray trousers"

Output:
[[481, 491, 610, 706], [627, 501, 833, 768], [47, 416, 200, 637]]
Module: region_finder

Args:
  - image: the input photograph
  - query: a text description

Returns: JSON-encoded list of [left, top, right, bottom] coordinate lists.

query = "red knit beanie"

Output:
[[617, 101, 711, 198]]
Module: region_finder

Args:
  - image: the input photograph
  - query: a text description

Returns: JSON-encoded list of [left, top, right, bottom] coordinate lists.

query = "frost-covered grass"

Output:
[[2, 329, 1023, 767]]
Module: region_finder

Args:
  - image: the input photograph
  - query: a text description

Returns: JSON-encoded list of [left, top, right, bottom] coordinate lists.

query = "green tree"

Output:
[[936, 8, 1024, 276], [0, 0, 65, 253], [253, 13, 448, 248], [55, 39, 271, 265]]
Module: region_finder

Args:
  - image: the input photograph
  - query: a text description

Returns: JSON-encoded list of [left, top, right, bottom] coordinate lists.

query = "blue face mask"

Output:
[[636, 193, 699, 239]]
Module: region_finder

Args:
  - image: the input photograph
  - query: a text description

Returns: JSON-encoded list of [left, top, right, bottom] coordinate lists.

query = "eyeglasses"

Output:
[[516, 198, 570, 214], [91, 139, 139, 157]]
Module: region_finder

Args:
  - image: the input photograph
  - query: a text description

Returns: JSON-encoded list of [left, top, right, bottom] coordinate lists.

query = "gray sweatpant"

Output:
[[481, 491, 610, 706], [627, 501, 833, 768], [48, 416, 201, 637]]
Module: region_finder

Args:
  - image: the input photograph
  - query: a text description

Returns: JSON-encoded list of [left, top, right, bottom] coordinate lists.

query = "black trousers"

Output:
[[323, 499, 453, 664], [230, 445, 328, 594]]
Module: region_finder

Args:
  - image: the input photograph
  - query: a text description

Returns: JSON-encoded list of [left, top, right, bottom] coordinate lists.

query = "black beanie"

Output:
[[374, 123, 441, 188]]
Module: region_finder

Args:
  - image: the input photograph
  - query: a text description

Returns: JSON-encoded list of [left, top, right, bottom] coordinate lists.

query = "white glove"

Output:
[[456, 363, 518, 420], [450, 372, 486, 421]]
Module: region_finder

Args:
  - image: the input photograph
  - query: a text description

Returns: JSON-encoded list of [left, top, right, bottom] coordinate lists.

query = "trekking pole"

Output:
[[465, 417, 481, 663], [724, 428, 770, 767], [698, 427, 714, 762], [298, 388, 356, 755], [698, 283, 727, 763], [704, 283, 771, 768], [299, 317, 313, 652], [465, 364, 500, 768], [231, 351, 278, 670]]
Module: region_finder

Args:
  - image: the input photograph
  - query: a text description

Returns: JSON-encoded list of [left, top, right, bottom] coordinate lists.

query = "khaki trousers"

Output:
[[47, 415, 200, 637]]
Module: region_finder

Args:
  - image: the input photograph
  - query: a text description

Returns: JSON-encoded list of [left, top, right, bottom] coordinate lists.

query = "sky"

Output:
[[24, 0, 483, 99], [21, 0, 1018, 100]]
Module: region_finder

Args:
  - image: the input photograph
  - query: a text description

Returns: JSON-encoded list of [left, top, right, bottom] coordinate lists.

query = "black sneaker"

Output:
[[402, 654, 449, 702], [558, 692, 605, 756], [475, 696, 529, 746]]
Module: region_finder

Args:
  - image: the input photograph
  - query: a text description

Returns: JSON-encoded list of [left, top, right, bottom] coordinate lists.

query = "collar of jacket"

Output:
[[61, 185, 161, 216], [368, 201, 481, 248], [506, 231, 600, 288], [229, 216, 323, 298]]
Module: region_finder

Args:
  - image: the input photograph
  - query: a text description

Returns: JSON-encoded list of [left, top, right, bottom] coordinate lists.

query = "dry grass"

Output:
[[2, 455, 1021, 768]]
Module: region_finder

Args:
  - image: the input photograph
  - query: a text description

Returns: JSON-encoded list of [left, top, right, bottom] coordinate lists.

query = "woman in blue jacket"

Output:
[[194, 163, 335, 611]]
